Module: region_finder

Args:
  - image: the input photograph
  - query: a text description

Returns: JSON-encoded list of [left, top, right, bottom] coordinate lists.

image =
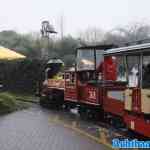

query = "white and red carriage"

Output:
[[105, 43, 150, 137]]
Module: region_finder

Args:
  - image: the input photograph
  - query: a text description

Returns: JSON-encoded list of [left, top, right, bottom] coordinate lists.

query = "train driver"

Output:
[[98, 56, 117, 81]]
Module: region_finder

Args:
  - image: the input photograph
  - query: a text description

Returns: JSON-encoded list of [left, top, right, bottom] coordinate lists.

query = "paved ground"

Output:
[[0, 105, 110, 150]]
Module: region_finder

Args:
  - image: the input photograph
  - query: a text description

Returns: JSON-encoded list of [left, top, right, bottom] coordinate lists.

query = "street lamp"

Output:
[[41, 21, 57, 38], [40, 21, 57, 59]]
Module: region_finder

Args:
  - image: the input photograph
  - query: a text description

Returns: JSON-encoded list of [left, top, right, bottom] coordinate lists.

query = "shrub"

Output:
[[0, 92, 17, 114]]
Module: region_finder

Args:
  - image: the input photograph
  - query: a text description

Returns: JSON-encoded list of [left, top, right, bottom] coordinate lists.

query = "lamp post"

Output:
[[40, 21, 57, 59], [36, 21, 57, 96]]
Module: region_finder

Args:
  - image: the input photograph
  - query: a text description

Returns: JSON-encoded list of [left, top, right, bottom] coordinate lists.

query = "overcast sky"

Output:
[[0, 0, 150, 36]]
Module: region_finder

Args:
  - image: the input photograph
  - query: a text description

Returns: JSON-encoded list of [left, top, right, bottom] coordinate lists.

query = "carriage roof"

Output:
[[104, 42, 150, 55], [77, 44, 115, 50]]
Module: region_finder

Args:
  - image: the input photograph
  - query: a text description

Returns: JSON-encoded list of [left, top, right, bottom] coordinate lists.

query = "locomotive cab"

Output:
[[64, 45, 116, 118], [76, 46, 104, 105]]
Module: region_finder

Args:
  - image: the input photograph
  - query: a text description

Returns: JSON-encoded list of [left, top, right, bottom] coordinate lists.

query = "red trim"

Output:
[[65, 98, 77, 102], [103, 88, 125, 117], [78, 85, 100, 105], [132, 88, 141, 113], [124, 112, 150, 137], [79, 100, 100, 106], [64, 87, 78, 102], [103, 97, 124, 117]]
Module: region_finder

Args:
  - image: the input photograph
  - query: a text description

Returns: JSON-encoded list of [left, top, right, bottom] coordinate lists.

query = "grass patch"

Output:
[[8, 91, 38, 103], [0, 92, 32, 115]]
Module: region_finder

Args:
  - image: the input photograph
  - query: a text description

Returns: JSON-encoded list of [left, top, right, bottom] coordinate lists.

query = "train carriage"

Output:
[[104, 43, 150, 137]]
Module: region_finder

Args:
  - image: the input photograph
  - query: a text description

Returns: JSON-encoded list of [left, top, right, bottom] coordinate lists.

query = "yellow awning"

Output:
[[0, 46, 26, 60]]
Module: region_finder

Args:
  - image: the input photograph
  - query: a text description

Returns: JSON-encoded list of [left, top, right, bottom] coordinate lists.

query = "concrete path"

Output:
[[0, 105, 110, 150]]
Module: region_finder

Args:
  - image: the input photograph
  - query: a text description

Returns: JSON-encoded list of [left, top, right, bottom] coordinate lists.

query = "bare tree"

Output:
[[57, 14, 65, 40], [78, 27, 104, 44], [103, 23, 150, 46]]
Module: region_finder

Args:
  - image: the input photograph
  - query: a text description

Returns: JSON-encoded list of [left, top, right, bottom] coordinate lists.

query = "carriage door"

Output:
[[64, 72, 78, 102], [142, 55, 150, 114], [125, 55, 141, 113]]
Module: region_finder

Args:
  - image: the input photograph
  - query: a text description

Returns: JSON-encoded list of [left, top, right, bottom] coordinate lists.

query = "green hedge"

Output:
[[0, 59, 46, 93]]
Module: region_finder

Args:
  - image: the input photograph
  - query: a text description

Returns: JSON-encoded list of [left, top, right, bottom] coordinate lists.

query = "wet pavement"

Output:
[[0, 105, 110, 150]]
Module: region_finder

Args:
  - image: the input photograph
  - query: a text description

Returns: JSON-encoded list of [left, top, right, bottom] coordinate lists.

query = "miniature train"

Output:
[[39, 43, 150, 138]]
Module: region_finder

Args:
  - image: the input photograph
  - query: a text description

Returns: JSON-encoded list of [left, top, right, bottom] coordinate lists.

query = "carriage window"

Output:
[[78, 71, 95, 83], [65, 73, 70, 80], [142, 55, 150, 88], [65, 73, 76, 86], [77, 49, 94, 71], [71, 73, 75, 83], [96, 50, 104, 68], [116, 56, 127, 82], [127, 56, 140, 87]]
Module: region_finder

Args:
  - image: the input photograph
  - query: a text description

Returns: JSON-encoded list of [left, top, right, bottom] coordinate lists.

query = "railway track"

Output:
[[40, 102, 148, 141], [56, 107, 148, 140]]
